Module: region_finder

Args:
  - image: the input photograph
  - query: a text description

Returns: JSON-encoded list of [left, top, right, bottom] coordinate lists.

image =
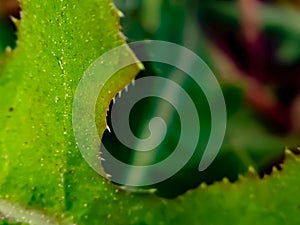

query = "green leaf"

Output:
[[1, 0, 300, 225], [0, 0, 140, 223]]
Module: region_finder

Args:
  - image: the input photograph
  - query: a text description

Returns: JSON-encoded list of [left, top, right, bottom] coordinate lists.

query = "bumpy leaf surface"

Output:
[[0, 0, 300, 225]]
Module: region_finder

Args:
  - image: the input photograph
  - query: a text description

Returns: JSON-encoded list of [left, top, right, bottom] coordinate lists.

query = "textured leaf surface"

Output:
[[0, 0, 300, 225], [0, 0, 140, 224]]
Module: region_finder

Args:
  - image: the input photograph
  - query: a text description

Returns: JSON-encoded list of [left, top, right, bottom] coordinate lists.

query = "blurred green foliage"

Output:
[[111, 0, 300, 197], [0, 17, 16, 55], [0, 0, 299, 224]]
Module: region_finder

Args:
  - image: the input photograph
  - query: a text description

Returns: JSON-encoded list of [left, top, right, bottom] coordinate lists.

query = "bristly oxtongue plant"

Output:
[[0, 0, 300, 225]]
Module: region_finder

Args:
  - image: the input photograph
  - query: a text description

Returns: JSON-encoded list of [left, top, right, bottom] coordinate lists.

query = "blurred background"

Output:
[[1, 0, 299, 198], [114, 0, 300, 134], [0, 0, 18, 55], [111, 0, 300, 197]]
